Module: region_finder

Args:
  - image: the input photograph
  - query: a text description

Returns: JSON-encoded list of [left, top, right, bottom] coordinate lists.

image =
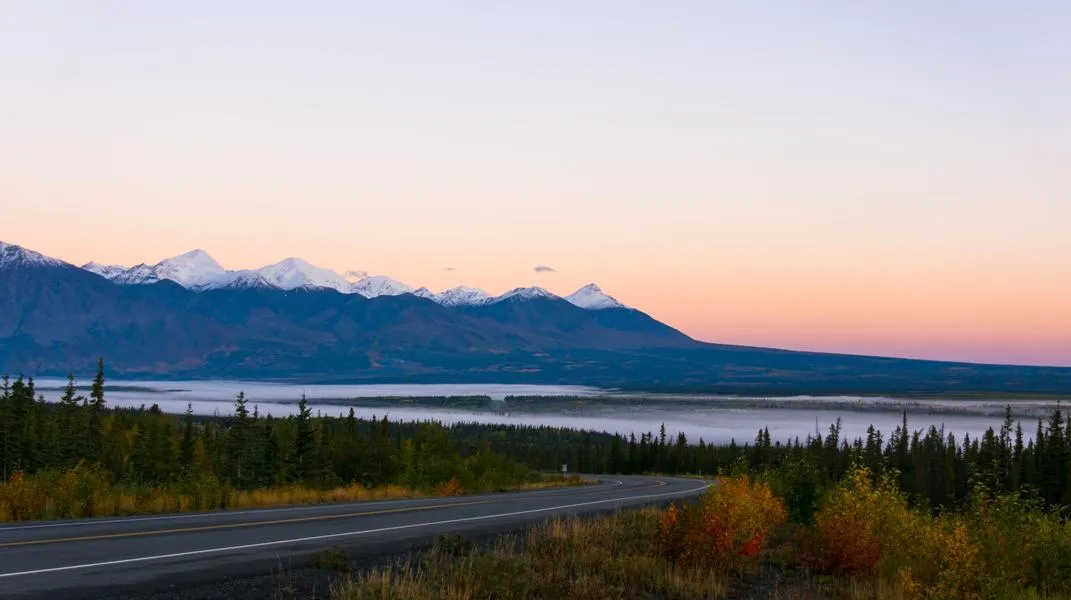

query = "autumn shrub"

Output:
[[801, 466, 1071, 599], [659, 475, 787, 573], [436, 477, 466, 497], [805, 466, 922, 578]]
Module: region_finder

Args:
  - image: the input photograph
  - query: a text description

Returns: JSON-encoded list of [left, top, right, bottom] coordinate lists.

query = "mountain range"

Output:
[[81, 249, 627, 309], [3, 240, 1071, 394]]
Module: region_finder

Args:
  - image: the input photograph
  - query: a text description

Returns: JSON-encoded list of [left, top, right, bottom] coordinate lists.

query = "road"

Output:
[[0, 475, 709, 599]]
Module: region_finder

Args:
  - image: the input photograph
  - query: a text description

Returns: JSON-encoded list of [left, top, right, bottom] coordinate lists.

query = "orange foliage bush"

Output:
[[436, 477, 466, 497], [659, 475, 786, 572], [806, 512, 880, 575], [805, 466, 912, 576]]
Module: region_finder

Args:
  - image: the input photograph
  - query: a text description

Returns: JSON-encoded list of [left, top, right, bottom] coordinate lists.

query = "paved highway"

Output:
[[0, 475, 709, 599]]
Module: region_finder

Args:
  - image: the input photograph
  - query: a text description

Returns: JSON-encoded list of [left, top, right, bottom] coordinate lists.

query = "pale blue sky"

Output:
[[2, 1, 1069, 364]]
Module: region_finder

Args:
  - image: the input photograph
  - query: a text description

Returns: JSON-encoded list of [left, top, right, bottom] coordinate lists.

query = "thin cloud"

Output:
[[344, 270, 368, 282], [533, 265, 557, 273], [443, 267, 456, 272]]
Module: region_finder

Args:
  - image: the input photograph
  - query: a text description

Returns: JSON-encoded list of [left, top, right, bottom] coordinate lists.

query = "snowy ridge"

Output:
[[0, 242, 67, 268], [153, 250, 227, 288], [9, 243, 634, 310], [492, 286, 558, 303], [236, 257, 351, 293], [213, 271, 281, 290], [349, 275, 413, 298], [88, 249, 227, 289], [82, 262, 128, 279], [412, 287, 437, 300], [436, 286, 493, 307], [111, 264, 162, 285], [564, 283, 626, 310]]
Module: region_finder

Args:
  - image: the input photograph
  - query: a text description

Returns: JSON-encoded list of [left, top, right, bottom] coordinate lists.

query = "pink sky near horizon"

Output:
[[2, 2, 1070, 367]]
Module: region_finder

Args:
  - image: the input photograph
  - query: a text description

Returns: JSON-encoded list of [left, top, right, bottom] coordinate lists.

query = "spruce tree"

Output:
[[179, 403, 196, 477], [86, 358, 106, 458], [291, 395, 315, 484]]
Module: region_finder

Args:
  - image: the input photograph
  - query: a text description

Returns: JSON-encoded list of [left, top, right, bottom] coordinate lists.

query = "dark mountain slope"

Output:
[[460, 297, 694, 350]]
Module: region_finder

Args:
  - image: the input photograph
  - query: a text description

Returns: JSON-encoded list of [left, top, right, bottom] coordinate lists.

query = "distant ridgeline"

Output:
[[3, 240, 1071, 394]]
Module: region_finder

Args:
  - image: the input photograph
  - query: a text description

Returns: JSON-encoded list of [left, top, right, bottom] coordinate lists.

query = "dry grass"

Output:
[[332, 508, 732, 600], [0, 469, 590, 523]]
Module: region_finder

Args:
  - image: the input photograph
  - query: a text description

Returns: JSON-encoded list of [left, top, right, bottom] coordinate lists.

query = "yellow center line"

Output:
[[0, 499, 497, 549]]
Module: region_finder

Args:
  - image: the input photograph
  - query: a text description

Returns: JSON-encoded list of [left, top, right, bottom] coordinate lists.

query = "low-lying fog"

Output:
[[31, 379, 1065, 445]]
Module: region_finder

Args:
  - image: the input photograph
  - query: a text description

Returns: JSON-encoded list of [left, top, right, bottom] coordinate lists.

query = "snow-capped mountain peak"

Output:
[[110, 263, 161, 285], [492, 286, 559, 303], [92, 249, 227, 288], [412, 287, 438, 300], [0, 241, 66, 269], [436, 286, 492, 307], [343, 270, 369, 284], [350, 275, 414, 298], [565, 283, 627, 310], [153, 249, 226, 288], [82, 261, 128, 279], [213, 270, 281, 290], [250, 257, 351, 292]]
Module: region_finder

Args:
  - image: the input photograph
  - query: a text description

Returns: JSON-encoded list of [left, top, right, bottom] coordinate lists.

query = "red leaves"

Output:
[[658, 476, 786, 572], [805, 513, 880, 575]]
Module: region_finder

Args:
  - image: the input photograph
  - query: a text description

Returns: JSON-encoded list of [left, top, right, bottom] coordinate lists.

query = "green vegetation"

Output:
[[0, 361, 582, 522]]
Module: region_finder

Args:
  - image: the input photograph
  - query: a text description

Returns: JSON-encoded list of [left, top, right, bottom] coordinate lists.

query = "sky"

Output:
[[2, 2, 1070, 366]]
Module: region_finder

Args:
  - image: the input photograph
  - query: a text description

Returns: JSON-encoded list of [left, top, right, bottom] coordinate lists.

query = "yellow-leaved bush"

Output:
[[658, 475, 786, 572], [806, 465, 1071, 599]]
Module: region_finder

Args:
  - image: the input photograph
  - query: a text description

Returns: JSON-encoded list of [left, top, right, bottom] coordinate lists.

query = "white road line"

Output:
[[0, 478, 622, 533], [0, 481, 709, 579]]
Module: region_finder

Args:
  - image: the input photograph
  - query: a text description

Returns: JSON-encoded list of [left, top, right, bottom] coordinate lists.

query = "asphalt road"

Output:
[[0, 475, 709, 599]]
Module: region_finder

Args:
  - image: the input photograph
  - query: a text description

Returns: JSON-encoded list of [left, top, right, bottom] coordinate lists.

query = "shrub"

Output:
[[803, 466, 1055, 599], [659, 475, 787, 572], [805, 466, 919, 577], [436, 478, 466, 497]]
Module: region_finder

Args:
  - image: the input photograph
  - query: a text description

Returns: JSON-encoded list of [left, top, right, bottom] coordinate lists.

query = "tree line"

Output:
[[3, 361, 1069, 517], [0, 360, 532, 495]]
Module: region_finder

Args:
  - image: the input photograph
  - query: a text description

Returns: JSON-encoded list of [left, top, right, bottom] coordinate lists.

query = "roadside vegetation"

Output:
[[332, 466, 1071, 599], [329, 398, 1071, 599]]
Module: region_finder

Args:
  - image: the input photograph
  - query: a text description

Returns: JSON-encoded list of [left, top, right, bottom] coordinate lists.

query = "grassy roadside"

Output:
[[326, 470, 1071, 600], [331, 509, 730, 600], [0, 471, 589, 523]]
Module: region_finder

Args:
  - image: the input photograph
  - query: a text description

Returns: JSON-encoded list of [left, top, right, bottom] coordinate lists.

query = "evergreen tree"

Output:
[[0, 376, 10, 481], [179, 403, 196, 477], [86, 358, 106, 458], [290, 395, 315, 484]]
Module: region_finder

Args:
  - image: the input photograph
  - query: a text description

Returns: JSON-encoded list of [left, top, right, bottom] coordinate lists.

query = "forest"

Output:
[[3, 360, 1071, 523], [0, 361, 569, 521]]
